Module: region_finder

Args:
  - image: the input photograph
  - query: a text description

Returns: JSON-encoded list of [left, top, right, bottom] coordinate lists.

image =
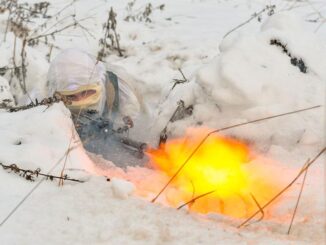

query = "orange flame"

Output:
[[147, 127, 281, 218]]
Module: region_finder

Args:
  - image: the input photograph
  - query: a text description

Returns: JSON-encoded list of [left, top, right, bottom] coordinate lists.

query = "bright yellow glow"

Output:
[[147, 127, 280, 218]]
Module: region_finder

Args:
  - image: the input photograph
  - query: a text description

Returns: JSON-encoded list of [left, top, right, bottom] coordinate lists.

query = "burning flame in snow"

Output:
[[147, 127, 281, 218]]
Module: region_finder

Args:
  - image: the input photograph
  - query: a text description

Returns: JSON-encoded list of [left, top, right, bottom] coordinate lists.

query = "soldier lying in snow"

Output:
[[47, 49, 146, 164], [47, 49, 142, 126]]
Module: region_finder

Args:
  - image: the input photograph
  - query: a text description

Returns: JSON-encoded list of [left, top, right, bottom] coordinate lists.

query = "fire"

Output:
[[147, 127, 280, 218]]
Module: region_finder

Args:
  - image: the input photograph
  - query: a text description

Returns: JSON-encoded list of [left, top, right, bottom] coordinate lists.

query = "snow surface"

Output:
[[0, 0, 325, 244]]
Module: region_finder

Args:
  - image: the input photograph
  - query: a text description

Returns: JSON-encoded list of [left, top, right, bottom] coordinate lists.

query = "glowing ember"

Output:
[[147, 127, 280, 218]]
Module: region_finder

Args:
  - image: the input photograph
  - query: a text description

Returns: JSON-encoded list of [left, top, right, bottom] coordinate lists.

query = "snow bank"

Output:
[[155, 13, 324, 151], [0, 103, 93, 172], [0, 1, 325, 244]]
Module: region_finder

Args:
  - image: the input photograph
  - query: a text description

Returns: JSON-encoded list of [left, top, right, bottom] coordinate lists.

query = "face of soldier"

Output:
[[57, 83, 102, 112]]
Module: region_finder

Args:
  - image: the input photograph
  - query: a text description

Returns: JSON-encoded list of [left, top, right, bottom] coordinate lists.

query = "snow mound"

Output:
[[0, 103, 94, 173], [155, 13, 324, 150]]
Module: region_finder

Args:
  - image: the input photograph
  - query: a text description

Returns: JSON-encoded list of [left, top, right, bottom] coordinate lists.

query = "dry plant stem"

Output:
[[177, 189, 216, 210], [29, 0, 78, 37], [113, 28, 123, 57], [4, 0, 13, 42], [223, 7, 267, 39], [29, 21, 76, 42], [171, 68, 188, 91], [151, 105, 322, 203], [29, 15, 92, 42], [287, 161, 310, 235], [38, 14, 75, 36], [238, 148, 326, 229], [58, 135, 74, 186], [157, 69, 188, 117], [246, 193, 265, 226], [0, 163, 84, 183]]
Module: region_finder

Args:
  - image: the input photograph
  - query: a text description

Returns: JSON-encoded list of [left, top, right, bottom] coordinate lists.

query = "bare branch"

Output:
[[287, 160, 310, 234], [238, 148, 325, 229], [177, 189, 216, 210], [223, 5, 275, 39]]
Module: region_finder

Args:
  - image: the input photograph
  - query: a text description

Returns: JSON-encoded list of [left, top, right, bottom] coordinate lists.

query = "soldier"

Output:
[[47, 49, 146, 165]]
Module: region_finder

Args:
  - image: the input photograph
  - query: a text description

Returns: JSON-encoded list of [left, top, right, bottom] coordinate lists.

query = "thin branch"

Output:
[[223, 5, 275, 39], [238, 148, 325, 228], [287, 160, 310, 234], [0, 163, 84, 183], [177, 189, 216, 210], [1, 94, 67, 112], [171, 68, 188, 91], [59, 127, 77, 186], [151, 105, 322, 203], [29, 0, 77, 37], [28, 21, 77, 41], [245, 193, 265, 226], [4, 0, 13, 42], [28, 16, 92, 42]]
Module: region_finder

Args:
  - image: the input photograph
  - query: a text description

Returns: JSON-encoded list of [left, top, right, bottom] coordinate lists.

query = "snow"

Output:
[[0, 0, 325, 244], [0, 76, 14, 106], [111, 178, 135, 199]]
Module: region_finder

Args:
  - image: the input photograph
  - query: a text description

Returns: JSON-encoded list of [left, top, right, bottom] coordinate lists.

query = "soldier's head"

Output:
[[47, 49, 105, 113]]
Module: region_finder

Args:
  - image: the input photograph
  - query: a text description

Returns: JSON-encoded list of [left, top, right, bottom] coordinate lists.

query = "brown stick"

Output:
[[223, 6, 273, 39], [151, 105, 322, 203], [287, 160, 310, 234], [238, 147, 325, 228], [246, 193, 265, 226], [0, 163, 84, 183], [177, 189, 216, 210]]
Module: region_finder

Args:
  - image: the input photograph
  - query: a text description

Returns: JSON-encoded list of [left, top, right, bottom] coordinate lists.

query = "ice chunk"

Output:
[[111, 178, 135, 199]]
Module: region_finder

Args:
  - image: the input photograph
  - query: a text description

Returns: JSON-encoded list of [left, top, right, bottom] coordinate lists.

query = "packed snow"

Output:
[[0, 0, 325, 244]]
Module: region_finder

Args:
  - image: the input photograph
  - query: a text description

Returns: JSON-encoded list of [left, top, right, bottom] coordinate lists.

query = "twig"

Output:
[[245, 193, 265, 226], [287, 160, 310, 234], [0, 94, 67, 112], [29, 0, 77, 37], [238, 148, 325, 229], [171, 68, 188, 91], [223, 5, 275, 39], [28, 16, 92, 42], [3, 0, 13, 42], [59, 132, 75, 186], [29, 21, 76, 42], [177, 189, 216, 210], [0, 163, 84, 183], [151, 105, 322, 203]]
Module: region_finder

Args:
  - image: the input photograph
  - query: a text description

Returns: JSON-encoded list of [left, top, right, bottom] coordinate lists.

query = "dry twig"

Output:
[[0, 162, 84, 183], [223, 5, 275, 39], [177, 189, 216, 210], [287, 160, 310, 234], [245, 193, 265, 226], [238, 148, 325, 229]]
